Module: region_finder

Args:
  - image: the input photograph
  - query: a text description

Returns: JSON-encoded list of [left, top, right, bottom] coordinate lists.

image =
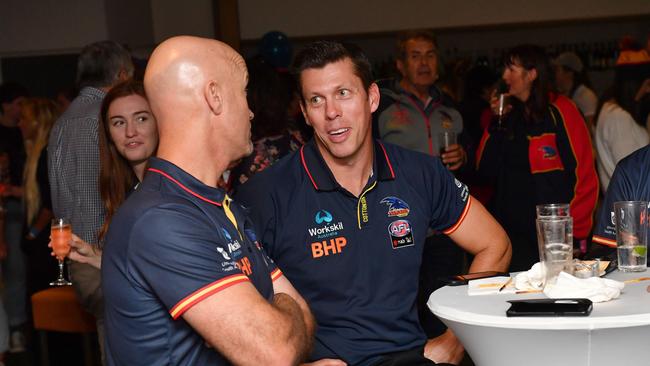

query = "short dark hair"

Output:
[[76, 40, 134, 89], [396, 29, 438, 61], [505, 44, 552, 121], [0, 82, 29, 114], [292, 41, 373, 101]]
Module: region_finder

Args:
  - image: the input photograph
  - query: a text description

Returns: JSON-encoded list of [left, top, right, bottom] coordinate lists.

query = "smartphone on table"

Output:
[[440, 271, 509, 286]]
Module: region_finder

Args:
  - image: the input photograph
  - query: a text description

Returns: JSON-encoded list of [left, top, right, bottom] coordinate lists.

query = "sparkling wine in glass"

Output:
[[50, 218, 72, 286]]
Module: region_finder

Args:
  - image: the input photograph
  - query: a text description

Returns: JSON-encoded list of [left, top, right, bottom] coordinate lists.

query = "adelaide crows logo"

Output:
[[315, 210, 333, 224], [380, 196, 410, 217], [539, 145, 558, 159]]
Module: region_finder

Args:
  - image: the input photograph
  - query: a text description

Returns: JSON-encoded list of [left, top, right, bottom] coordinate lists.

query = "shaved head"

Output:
[[144, 36, 245, 119], [144, 36, 252, 186]]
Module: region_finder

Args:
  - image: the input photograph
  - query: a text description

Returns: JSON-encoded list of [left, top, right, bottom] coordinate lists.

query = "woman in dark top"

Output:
[[476, 45, 598, 271]]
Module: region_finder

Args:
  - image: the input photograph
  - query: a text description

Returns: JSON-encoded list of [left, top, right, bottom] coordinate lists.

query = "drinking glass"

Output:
[[614, 201, 648, 272], [536, 203, 570, 218], [438, 131, 456, 169], [50, 218, 72, 286], [536, 216, 573, 287]]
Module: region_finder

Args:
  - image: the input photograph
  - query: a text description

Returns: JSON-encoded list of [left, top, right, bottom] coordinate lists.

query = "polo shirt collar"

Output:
[[299, 139, 396, 192], [146, 157, 225, 206], [396, 79, 442, 111]]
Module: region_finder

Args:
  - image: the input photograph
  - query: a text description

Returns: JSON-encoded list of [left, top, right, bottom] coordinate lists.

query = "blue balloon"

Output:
[[259, 31, 292, 69]]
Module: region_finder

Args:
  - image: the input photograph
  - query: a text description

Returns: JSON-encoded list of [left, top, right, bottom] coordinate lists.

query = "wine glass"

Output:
[[50, 218, 72, 286]]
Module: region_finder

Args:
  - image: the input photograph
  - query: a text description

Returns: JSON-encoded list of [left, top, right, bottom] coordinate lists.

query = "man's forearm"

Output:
[[273, 293, 313, 363]]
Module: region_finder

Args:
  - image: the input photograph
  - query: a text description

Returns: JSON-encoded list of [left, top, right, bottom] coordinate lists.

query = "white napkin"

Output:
[[543, 271, 625, 303], [514, 263, 544, 290]]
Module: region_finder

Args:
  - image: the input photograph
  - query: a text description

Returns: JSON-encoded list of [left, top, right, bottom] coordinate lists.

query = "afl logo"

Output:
[[389, 220, 411, 237]]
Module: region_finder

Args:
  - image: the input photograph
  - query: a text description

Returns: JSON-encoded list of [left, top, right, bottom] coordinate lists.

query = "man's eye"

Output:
[[338, 89, 350, 97], [136, 115, 148, 123], [112, 120, 125, 127], [310, 96, 322, 105]]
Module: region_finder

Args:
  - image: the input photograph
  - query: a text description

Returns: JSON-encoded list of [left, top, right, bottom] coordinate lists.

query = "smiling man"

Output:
[[237, 41, 511, 366]]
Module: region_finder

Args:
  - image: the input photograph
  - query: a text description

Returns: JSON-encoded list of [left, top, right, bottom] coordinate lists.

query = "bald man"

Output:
[[102, 36, 314, 365]]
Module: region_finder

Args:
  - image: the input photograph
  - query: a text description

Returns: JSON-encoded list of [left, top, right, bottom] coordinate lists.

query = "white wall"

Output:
[[0, 0, 108, 56], [150, 0, 215, 45], [238, 0, 650, 40]]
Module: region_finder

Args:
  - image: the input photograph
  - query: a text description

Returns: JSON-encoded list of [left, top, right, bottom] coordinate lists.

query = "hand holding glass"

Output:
[[50, 218, 72, 286]]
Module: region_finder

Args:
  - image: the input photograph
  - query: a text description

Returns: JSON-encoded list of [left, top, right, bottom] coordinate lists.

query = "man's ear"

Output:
[[368, 83, 380, 113], [527, 68, 538, 83], [205, 80, 223, 115]]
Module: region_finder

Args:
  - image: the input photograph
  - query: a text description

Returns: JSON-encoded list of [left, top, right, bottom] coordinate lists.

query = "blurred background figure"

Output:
[[553, 52, 599, 132], [0, 82, 29, 354], [227, 57, 304, 193], [477, 44, 598, 271], [48, 40, 134, 363], [595, 52, 650, 193], [18, 98, 60, 296]]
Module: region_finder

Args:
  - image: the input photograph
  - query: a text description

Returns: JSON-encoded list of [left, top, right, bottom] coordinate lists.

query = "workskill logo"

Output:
[[308, 210, 344, 239]]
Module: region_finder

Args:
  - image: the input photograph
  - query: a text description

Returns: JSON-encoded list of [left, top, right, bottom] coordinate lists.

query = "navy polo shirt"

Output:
[[593, 145, 650, 248], [102, 157, 280, 366], [236, 139, 470, 366]]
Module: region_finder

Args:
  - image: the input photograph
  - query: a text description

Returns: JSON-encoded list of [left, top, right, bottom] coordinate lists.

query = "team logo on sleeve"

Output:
[[388, 219, 414, 249], [381, 196, 410, 217]]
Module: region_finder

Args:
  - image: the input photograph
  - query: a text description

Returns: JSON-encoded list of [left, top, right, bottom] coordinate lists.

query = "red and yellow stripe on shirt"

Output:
[[170, 274, 250, 319], [592, 235, 617, 248], [270, 268, 283, 281], [443, 196, 472, 235]]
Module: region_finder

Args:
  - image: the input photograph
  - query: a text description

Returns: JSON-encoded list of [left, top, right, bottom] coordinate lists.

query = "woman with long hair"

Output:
[[476, 44, 598, 271], [53, 79, 158, 268], [595, 62, 650, 192], [20, 98, 60, 293]]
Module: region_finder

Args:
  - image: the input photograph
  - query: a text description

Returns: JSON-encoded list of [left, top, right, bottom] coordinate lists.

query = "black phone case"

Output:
[[439, 271, 509, 286], [506, 298, 593, 317]]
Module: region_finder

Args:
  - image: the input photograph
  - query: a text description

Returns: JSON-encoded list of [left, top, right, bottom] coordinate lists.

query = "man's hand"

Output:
[[441, 143, 466, 171], [423, 329, 464, 365], [301, 359, 347, 366]]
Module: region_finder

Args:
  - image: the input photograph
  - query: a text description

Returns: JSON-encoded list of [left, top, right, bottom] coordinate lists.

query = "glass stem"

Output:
[[58, 260, 65, 280]]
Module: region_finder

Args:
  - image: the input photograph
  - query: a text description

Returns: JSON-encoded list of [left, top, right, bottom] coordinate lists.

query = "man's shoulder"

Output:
[[617, 145, 650, 175], [236, 151, 303, 201], [381, 141, 439, 171]]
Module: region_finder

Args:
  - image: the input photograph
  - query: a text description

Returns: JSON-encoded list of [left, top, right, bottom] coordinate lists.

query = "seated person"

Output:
[[592, 145, 650, 254], [237, 40, 511, 366]]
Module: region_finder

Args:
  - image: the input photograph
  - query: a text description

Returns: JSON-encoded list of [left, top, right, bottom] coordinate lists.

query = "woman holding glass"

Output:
[[476, 44, 599, 271], [50, 79, 159, 269]]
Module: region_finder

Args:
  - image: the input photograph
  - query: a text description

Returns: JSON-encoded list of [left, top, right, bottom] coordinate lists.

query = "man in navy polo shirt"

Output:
[[236, 41, 511, 366], [102, 36, 314, 365], [592, 145, 650, 252]]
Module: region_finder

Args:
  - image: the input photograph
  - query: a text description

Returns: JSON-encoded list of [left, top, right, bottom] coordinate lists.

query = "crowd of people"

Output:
[[0, 29, 648, 366]]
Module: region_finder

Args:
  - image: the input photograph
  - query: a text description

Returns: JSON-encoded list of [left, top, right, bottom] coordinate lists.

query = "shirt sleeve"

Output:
[[593, 164, 634, 248], [128, 205, 250, 320], [235, 173, 279, 260]]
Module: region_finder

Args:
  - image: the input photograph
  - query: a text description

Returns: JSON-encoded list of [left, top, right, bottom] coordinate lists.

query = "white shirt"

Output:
[[572, 84, 598, 118], [595, 101, 649, 192]]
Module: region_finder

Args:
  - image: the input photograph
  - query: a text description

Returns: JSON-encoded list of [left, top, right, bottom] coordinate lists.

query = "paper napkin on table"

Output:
[[543, 272, 624, 303], [514, 262, 544, 291], [468, 276, 514, 295]]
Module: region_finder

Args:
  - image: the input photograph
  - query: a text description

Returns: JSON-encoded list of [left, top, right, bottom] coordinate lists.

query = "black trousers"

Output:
[[417, 234, 465, 337], [372, 346, 454, 366]]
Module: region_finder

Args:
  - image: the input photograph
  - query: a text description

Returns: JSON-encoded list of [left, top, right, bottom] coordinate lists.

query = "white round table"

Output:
[[427, 270, 650, 366]]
